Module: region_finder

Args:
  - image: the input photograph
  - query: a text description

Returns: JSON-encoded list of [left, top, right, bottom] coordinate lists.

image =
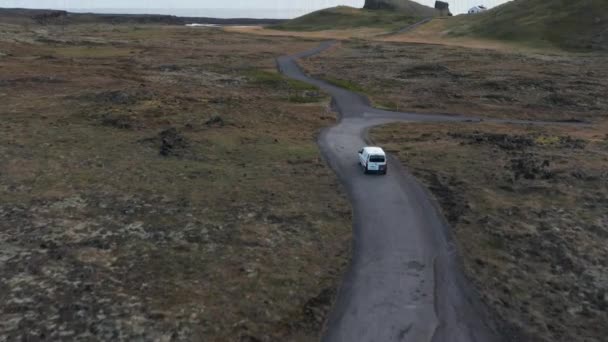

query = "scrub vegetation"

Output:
[[3, 1, 608, 341], [0, 21, 350, 341], [300, 40, 608, 121]]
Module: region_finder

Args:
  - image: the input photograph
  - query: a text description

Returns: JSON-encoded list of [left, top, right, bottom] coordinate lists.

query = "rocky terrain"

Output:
[[372, 122, 608, 342], [3, 3, 607, 342], [301, 40, 608, 121], [0, 22, 349, 341]]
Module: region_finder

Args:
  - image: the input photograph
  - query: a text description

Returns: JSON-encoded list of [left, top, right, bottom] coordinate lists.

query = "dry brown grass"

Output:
[[300, 40, 608, 121], [0, 24, 350, 341], [378, 18, 552, 52], [228, 18, 554, 53], [225, 25, 387, 40]]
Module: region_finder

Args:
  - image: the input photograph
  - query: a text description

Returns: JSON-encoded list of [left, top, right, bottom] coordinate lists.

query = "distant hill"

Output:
[[0, 8, 285, 26], [272, 5, 433, 31], [364, 0, 437, 16], [447, 0, 608, 51]]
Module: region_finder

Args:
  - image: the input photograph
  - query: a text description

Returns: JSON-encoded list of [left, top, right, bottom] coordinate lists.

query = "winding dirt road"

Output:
[[277, 42, 507, 342], [279, 41, 581, 341]]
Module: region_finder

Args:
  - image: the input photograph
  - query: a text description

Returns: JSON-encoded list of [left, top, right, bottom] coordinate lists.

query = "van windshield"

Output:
[[369, 155, 385, 163]]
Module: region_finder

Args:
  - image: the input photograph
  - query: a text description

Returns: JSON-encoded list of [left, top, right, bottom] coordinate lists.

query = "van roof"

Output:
[[363, 146, 385, 155]]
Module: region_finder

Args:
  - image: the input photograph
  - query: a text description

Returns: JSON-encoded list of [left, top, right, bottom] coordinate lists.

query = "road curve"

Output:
[[277, 41, 506, 342], [378, 17, 434, 37]]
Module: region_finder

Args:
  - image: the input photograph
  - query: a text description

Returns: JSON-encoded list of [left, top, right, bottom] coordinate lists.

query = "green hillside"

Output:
[[363, 0, 438, 16], [272, 6, 432, 31], [448, 0, 608, 50]]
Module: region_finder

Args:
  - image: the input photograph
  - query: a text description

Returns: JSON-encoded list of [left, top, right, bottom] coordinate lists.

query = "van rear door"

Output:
[[367, 155, 385, 171]]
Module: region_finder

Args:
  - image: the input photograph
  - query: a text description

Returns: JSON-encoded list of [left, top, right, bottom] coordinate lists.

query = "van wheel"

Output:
[[363, 165, 369, 174]]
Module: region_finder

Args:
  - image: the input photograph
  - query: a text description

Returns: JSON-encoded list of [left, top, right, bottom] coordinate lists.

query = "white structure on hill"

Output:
[[468, 5, 488, 14]]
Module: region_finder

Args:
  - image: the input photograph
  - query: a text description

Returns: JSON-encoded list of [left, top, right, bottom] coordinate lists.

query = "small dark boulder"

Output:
[[98, 91, 134, 105], [100, 113, 139, 130], [158, 127, 189, 156], [205, 115, 224, 127]]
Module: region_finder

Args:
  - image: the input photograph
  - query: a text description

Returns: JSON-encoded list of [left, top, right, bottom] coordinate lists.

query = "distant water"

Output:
[[6, 0, 512, 18], [68, 8, 339, 19]]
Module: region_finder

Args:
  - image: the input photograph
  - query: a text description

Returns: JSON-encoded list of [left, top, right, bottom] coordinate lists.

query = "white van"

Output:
[[358, 146, 387, 175]]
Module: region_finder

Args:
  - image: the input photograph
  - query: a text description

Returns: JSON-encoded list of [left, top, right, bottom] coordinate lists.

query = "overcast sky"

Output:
[[1, 0, 511, 16]]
